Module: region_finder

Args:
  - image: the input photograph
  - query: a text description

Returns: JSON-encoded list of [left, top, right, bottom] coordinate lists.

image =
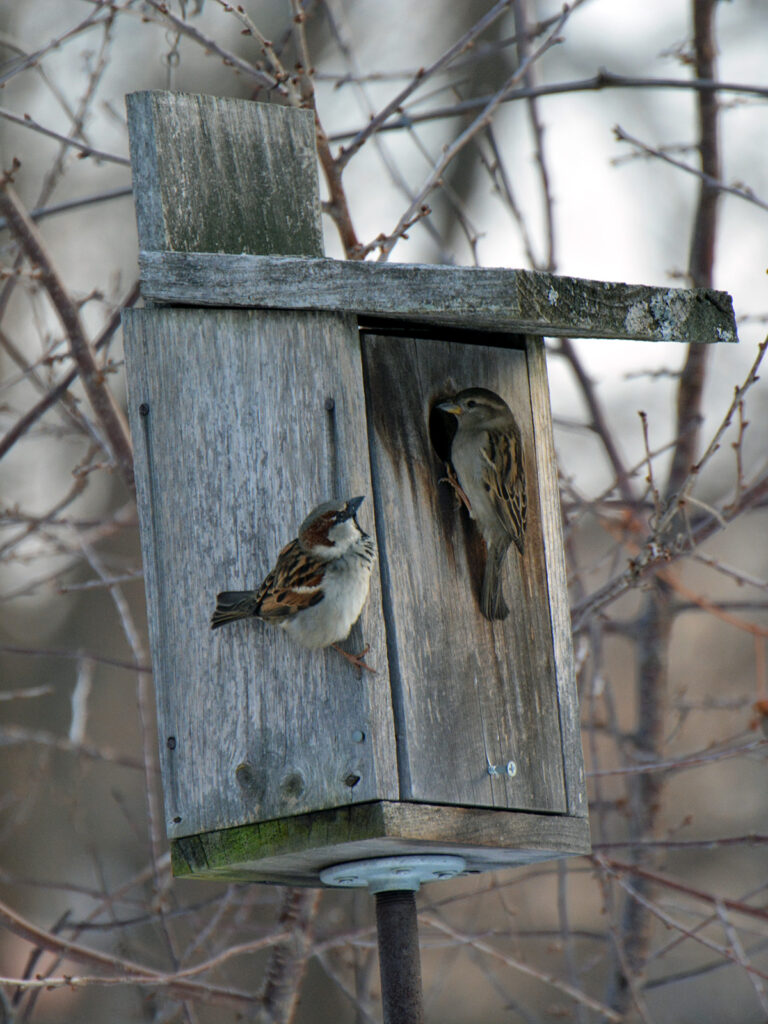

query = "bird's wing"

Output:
[[480, 424, 527, 555], [254, 539, 325, 622]]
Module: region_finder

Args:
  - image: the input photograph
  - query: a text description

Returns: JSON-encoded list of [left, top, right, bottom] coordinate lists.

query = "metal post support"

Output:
[[321, 855, 466, 1023], [375, 889, 424, 1024]]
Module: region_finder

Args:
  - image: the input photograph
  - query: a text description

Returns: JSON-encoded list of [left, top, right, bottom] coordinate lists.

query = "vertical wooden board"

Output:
[[126, 91, 323, 256], [123, 307, 398, 840], [362, 333, 567, 813], [526, 338, 587, 816]]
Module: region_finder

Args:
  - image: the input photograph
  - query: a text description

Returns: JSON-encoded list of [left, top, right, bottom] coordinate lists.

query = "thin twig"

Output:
[[336, 0, 516, 170], [289, 0, 361, 257], [714, 899, 768, 1015], [121, 0, 286, 92], [599, 856, 768, 923], [420, 913, 623, 1021], [374, 6, 572, 260], [587, 737, 767, 776], [0, 895, 289, 1008], [0, 686, 54, 702], [0, 185, 133, 231], [572, 338, 768, 628], [513, 0, 556, 271], [597, 863, 768, 983], [0, 725, 147, 771], [0, 643, 151, 673], [0, 179, 135, 490], [614, 124, 768, 213], [557, 338, 635, 504], [0, 9, 112, 88], [327, 70, 768, 141], [0, 280, 140, 463], [0, 106, 130, 165]]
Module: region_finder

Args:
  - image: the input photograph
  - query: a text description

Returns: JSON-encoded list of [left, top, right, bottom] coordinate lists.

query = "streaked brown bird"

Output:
[[438, 388, 527, 620], [211, 495, 376, 672]]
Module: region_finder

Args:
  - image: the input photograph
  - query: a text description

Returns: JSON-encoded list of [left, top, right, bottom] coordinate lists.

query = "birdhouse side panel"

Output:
[[526, 337, 586, 815], [123, 307, 398, 840], [362, 332, 567, 814]]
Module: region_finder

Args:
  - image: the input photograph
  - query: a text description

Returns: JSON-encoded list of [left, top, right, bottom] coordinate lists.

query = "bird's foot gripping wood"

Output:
[[439, 462, 472, 514], [332, 642, 376, 674]]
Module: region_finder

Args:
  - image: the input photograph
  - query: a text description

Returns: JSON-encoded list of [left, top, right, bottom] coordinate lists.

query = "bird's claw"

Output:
[[439, 464, 473, 514], [332, 642, 376, 675]]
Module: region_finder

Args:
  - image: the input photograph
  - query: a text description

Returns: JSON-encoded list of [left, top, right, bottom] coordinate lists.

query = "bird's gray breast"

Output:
[[451, 429, 498, 537]]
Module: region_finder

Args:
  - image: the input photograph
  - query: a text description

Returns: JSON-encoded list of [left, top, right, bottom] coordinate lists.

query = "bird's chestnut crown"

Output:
[[299, 496, 366, 554]]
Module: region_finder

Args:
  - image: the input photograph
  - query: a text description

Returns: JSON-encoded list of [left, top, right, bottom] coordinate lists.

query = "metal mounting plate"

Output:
[[320, 855, 467, 893]]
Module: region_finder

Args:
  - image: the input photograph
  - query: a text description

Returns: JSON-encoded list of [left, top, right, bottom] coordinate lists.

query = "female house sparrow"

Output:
[[437, 388, 527, 621], [211, 496, 376, 672]]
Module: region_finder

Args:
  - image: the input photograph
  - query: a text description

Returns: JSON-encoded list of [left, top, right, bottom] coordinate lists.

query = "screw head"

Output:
[[139, 402, 149, 417]]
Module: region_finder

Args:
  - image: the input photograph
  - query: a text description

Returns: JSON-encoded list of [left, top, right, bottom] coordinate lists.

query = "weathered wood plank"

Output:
[[123, 307, 399, 839], [171, 801, 592, 885], [526, 338, 588, 816], [126, 93, 323, 255], [362, 332, 567, 814], [138, 250, 738, 343]]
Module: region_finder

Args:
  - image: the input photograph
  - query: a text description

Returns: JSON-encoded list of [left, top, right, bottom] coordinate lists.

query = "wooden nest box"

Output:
[[122, 92, 737, 886]]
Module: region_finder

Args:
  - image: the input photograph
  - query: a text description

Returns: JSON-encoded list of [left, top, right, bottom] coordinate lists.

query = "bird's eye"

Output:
[[466, 399, 477, 409]]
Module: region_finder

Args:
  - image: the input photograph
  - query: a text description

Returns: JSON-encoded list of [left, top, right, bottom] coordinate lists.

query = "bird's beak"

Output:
[[342, 495, 365, 520], [437, 400, 463, 416]]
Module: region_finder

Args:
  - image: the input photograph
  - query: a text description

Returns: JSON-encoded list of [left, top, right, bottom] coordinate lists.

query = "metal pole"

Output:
[[375, 889, 425, 1024], [322, 856, 464, 1022]]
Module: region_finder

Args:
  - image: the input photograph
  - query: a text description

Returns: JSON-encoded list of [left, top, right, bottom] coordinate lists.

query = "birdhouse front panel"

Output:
[[123, 306, 399, 840], [362, 330, 572, 814]]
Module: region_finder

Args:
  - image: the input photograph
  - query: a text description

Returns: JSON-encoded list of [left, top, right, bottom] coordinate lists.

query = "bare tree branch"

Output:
[[327, 69, 768, 141], [0, 173, 135, 491], [374, 6, 571, 260]]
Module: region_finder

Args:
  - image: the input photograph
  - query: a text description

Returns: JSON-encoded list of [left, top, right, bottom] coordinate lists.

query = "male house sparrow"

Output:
[[211, 496, 376, 672], [438, 388, 527, 621]]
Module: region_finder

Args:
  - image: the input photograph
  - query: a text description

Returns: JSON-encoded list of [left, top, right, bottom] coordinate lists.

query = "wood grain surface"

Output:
[[526, 338, 587, 815], [124, 307, 398, 839], [126, 92, 323, 255], [138, 250, 738, 343], [363, 331, 568, 814]]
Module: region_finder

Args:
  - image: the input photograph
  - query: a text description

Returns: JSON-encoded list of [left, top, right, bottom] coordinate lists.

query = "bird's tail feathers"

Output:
[[210, 591, 257, 629], [481, 540, 510, 620]]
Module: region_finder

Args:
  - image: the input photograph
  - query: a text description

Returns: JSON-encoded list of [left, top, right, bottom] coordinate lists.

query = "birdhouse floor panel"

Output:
[[171, 800, 591, 886]]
